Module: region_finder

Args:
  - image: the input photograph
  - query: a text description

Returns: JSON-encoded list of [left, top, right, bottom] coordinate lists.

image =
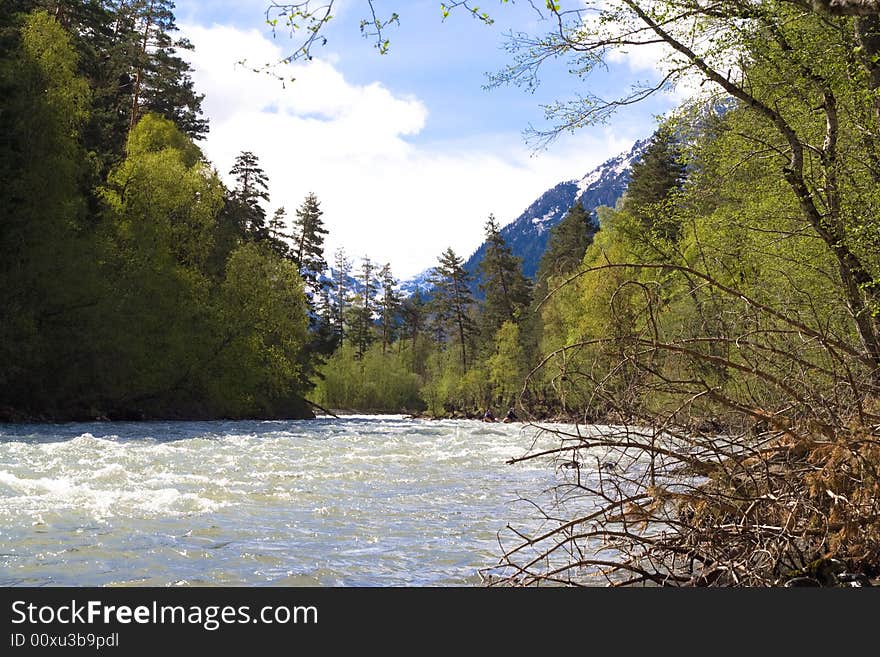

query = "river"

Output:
[[0, 416, 573, 586]]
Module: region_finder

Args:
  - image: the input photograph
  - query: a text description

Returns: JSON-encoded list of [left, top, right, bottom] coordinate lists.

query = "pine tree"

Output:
[[378, 263, 401, 354], [30, 0, 209, 173], [399, 287, 426, 352], [316, 285, 334, 339], [229, 151, 270, 241], [140, 32, 207, 138], [622, 126, 686, 241], [329, 248, 352, 343], [536, 203, 596, 282], [267, 206, 292, 258], [347, 256, 379, 359], [291, 192, 329, 299], [122, 0, 206, 139], [305, 283, 339, 363], [12, 1, 205, 151], [78, 0, 135, 172], [429, 248, 476, 370], [478, 215, 532, 339], [526, 202, 597, 362]]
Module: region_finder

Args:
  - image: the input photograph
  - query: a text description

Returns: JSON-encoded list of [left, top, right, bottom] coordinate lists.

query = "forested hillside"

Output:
[[0, 2, 320, 420]]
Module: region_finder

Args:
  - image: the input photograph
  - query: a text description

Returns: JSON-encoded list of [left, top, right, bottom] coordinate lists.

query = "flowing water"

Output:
[[0, 416, 571, 586]]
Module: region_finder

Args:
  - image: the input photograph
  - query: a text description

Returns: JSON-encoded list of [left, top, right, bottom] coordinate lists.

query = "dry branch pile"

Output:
[[485, 417, 879, 586], [485, 263, 880, 587]]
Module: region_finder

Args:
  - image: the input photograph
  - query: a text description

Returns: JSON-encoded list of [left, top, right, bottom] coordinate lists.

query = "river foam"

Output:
[[0, 416, 591, 586]]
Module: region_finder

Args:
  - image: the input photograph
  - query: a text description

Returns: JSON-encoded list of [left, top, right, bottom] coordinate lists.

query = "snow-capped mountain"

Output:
[[464, 138, 647, 284], [398, 137, 648, 296], [397, 268, 433, 298]]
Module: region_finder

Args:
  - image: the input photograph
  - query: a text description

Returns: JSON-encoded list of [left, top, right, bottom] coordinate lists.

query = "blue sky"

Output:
[[173, 0, 682, 278]]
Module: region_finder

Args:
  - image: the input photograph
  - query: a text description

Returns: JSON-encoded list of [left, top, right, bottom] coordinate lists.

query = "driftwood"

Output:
[[303, 398, 340, 419]]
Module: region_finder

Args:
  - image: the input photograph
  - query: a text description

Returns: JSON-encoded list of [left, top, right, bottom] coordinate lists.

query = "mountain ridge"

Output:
[[399, 137, 649, 297]]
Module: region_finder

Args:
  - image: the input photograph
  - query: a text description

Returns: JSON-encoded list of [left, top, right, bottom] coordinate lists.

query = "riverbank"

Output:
[[0, 400, 316, 424]]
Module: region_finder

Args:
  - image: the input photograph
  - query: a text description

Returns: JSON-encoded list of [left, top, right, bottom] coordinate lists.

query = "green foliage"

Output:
[[487, 321, 527, 408], [102, 114, 221, 271], [0, 9, 96, 415], [314, 343, 424, 412], [123, 0, 208, 139], [429, 247, 477, 370], [621, 126, 685, 227], [125, 112, 203, 165], [267, 207, 293, 259], [614, 126, 687, 255], [535, 202, 596, 282], [207, 242, 311, 417], [93, 118, 313, 418], [291, 192, 329, 294], [478, 215, 532, 340], [420, 349, 466, 417], [13, 0, 209, 173], [8, 0, 880, 441], [19, 9, 90, 128], [524, 201, 598, 377], [0, 10, 315, 420], [399, 287, 427, 357]]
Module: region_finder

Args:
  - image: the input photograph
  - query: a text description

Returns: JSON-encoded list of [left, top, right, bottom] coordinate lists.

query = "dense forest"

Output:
[[313, 207, 592, 418], [4, 0, 880, 429], [0, 1, 323, 420]]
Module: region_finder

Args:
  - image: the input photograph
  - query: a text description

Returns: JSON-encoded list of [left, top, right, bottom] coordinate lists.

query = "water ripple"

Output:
[[0, 416, 579, 586]]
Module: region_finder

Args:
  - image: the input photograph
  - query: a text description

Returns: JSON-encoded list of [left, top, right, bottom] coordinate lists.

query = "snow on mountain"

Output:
[[397, 268, 433, 298], [398, 137, 649, 296], [575, 138, 647, 202]]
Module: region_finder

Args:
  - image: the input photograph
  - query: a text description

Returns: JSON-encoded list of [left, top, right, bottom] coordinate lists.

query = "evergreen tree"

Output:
[[526, 202, 598, 368], [139, 31, 207, 138], [378, 263, 401, 354], [347, 256, 379, 359], [229, 150, 270, 241], [121, 0, 207, 139], [478, 215, 532, 339], [24, 0, 208, 173], [399, 287, 426, 352], [622, 126, 686, 241], [268, 206, 292, 259], [429, 248, 476, 370], [536, 203, 596, 282], [315, 285, 335, 346], [305, 288, 339, 366], [80, 0, 137, 173], [291, 192, 329, 299], [269, 206, 289, 240], [289, 194, 333, 364], [330, 248, 352, 342]]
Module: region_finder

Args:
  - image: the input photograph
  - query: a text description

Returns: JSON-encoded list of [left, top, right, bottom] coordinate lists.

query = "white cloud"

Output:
[[181, 23, 630, 278]]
